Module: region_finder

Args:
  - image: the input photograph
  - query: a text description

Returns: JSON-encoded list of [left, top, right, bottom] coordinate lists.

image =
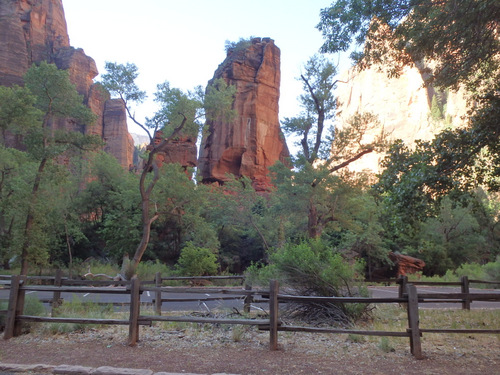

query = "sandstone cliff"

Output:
[[0, 0, 133, 169], [198, 37, 290, 191], [334, 63, 468, 173], [147, 130, 197, 174]]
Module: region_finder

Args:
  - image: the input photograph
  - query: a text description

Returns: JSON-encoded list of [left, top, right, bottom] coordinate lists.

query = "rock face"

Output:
[[103, 99, 135, 170], [335, 63, 468, 173], [389, 252, 426, 277], [0, 0, 133, 169], [198, 37, 290, 192]]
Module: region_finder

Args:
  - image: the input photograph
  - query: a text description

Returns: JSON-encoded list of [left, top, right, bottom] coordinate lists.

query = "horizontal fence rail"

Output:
[[1, 273, 499, 359]]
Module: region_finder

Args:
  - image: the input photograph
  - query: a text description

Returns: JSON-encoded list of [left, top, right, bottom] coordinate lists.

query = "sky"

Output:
[[63, 0, 348, 138]]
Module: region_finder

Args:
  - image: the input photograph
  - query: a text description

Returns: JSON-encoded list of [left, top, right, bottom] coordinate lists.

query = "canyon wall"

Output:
[[334, 63, 469, 173], [0, 0, 133, 168], [198, 37, 290, 191]]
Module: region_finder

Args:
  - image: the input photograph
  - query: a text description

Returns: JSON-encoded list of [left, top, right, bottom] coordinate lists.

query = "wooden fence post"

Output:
[[406, 284, 423, 359], [4, 275, 22, 339], [128, 276, 140, 346], [269, 280, 279, 351], [52, 269, 62, 316], [398, 275, 408, 299], [155, 272, 162, 316], [461, 276, 471, 310], [243, 284, 252, 313], [13, 275, 26, 337]]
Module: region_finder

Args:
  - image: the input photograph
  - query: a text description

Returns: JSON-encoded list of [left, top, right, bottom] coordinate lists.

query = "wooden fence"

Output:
[[396, 275, 500, 310], [2, 274, 500, 359]]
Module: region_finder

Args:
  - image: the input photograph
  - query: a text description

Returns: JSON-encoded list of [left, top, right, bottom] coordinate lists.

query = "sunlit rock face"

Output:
[[145, 130, 198, 176], [103, 99, 135, 170], [334, 63, 468, 173], [198, 37, 290, 192], [0, 0, 133, 169]]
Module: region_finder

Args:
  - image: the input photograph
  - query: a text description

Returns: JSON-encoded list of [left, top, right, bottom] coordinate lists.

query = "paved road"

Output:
[[1, 285, 499, 311]]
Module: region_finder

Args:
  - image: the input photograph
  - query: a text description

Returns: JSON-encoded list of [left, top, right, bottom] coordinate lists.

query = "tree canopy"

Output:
[[317, 0, 500, 88]]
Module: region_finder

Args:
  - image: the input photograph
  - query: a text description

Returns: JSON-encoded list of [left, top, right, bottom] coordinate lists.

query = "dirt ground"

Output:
[[0, 323, 499, 375]]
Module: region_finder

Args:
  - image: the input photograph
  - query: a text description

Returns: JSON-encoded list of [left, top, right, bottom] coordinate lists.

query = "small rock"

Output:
[[54, 364, 94, 375], [93, 366, 153, 375]]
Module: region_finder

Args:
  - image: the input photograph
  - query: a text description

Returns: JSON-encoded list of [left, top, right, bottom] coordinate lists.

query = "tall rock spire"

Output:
[[198, 37, 290, 192]]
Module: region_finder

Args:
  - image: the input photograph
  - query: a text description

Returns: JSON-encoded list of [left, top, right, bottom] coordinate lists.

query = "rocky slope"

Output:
[[198, 37, 290, 192], [0, 0, 133, 169]]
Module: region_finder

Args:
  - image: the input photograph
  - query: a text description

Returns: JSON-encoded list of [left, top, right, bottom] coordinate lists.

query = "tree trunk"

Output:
[[307, 198, 321, 238], [20, 157, 48, 276]]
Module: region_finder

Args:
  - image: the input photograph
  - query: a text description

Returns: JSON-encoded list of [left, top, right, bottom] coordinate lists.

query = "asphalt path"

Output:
[[1, 285, 499, 312]]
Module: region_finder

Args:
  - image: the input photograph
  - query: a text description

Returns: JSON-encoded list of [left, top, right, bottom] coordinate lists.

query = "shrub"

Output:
[[136, 260, 172, 281], [482, 257, 500, 284], [21, 295, 45, 332], [247, 239, 369, 326], [45, 295, 113, 334], [224, 37, 254, 53], [176, 242, 218, 276]]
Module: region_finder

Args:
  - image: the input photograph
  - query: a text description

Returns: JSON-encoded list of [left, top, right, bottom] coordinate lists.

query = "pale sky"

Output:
[[63, 0, 347, 138]]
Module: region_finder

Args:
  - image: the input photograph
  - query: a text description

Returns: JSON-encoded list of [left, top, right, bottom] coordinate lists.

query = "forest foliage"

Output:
[[0, 2, 499, 300]]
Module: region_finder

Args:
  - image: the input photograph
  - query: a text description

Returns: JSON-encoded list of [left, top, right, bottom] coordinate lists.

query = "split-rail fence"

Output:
[[1, 273, 499, 359]]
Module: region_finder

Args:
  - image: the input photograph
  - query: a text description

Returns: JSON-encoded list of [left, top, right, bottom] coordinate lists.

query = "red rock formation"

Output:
[[198, 37, 290, 192], [0, 0, 69, 87], [0, 0, 133, 169], [389, 252, 425, 277], [103, 99, 135, 170], [149, 131, 197, 171]]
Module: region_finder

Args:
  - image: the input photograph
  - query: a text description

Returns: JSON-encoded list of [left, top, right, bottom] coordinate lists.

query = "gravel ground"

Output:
[[0, 322, 499, 375]]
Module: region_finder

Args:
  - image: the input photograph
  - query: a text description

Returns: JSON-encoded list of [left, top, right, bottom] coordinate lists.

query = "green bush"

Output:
[[23, 295, 45, 316], [454, 263, 484, 280], [247, 239, 369, 326], [482, 256, 500, 284], [176, 242, 218, 276], [136, 260, 172, 281]]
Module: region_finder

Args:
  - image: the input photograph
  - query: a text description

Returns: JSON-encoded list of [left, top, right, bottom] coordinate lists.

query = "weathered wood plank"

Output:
[[276, 326, 410, 337], [461, 276, 471, 310], [19, 286, 131, 294], [407, 284, 423, 359], [276, 295, 405, 304], [140, 315, 269, 326], [416, 293, 500, 300], [4, 275, 21, 339], [18, 315, 127, 324], [160, 296, 243, 303], [420, 328, 500, 334], [269, 280, 279, 351], [128, 276, 141, 346], [154, 272, 162, 316], [143, 286, 261, 295]]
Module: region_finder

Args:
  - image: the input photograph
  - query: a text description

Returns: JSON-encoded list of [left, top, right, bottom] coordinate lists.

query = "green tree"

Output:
[[19, 62, 99, 275], [101, 62, 236, 277], [282, 55, 385, 239], [201, 176, 272, 270], [176, 242, 218, 276], [282, 55, 338, 163], [74, 151, 141, 264], [0, 85, 42, 145], [0, 147, 37, 268], [318, 0, 500, 192], [317, 0, 500, 89]]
